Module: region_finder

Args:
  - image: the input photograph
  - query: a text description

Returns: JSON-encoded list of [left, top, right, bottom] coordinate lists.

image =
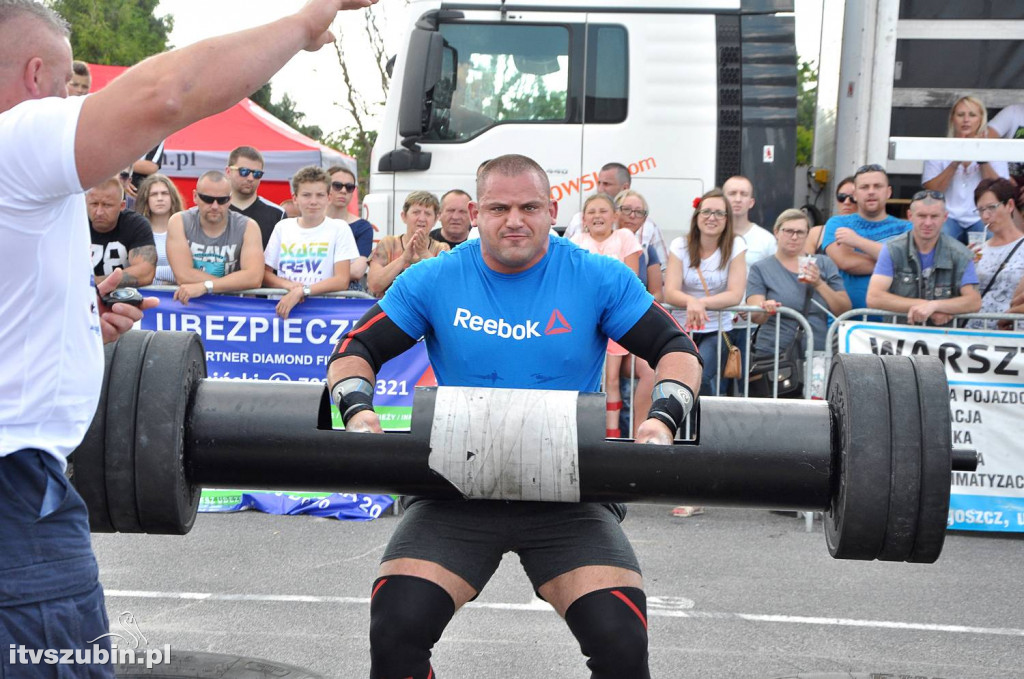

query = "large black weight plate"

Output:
[[876, 356, 922, 562], [104, 329, 153, 533], [824, 353, 892, 560], [115, 650, 322, 678], [135, 331, 205, 534], [908, 355, 952, 563], [72, 341, 117, 532]]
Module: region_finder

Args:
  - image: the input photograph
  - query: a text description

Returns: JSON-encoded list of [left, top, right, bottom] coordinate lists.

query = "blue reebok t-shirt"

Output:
[[874, 246, 979, 287], [380, 234, 653, 392], [822, 213, 911, 309]]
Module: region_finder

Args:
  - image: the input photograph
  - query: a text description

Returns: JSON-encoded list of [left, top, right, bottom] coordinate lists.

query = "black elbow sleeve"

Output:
[[326, 304, 417, 374], [616, 302, 703, 370]]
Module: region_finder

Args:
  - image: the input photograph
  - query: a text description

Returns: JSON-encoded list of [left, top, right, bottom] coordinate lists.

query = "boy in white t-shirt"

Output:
[[264, 166, 360, 318]]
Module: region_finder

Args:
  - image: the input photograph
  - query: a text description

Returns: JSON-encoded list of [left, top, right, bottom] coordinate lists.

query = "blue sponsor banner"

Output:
[[139, 290, 431, 427], [948, 494, 1024, 532], [139, 290, 432, 519], [198, 490, 394, 521]]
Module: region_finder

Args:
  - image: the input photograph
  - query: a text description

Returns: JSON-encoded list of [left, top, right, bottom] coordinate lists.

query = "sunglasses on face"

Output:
[[229, 166, 264, 179], [836, 193, 856, 204], [196, 193, 231, 205], [332, 181, 357, 192]]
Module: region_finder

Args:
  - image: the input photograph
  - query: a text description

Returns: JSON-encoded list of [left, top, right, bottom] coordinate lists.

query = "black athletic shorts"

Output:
[[380, 499, 640, 593]]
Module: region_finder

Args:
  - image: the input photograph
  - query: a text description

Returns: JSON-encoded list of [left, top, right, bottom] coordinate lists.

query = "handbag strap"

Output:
[[695, 266, 734, 348], [980, 238, 1024, 298], [789, 284, 815, 349], [695, 265, 711, 296]]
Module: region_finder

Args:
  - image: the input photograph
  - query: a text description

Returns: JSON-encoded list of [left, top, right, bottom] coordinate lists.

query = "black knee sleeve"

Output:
[[369, 575, 456, 679], [564, 587, 650, 679]]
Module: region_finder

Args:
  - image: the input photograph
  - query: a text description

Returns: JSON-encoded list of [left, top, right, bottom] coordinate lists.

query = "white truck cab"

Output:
[[364, 0, 798, 243]]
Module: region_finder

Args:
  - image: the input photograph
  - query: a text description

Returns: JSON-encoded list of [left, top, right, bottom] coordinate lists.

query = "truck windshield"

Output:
[[423, 23, 570, 141]]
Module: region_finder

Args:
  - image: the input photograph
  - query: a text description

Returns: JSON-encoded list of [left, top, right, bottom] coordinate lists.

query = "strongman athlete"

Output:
[[327, 154, 703, 678]]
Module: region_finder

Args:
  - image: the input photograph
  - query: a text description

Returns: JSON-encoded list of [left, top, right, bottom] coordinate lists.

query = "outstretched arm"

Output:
[[75, 0, 377, 190]]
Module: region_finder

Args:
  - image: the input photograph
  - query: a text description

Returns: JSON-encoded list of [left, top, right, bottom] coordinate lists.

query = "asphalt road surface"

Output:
[[93, 503, 1024, 678]]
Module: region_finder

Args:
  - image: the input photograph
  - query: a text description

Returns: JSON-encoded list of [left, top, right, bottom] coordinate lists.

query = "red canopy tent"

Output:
[[87, 64, 356, 209]]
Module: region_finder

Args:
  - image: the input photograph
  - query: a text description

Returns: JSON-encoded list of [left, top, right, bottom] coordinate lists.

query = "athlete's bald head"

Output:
[[0, 1, 73, 112], [476, 154, 550, 203]]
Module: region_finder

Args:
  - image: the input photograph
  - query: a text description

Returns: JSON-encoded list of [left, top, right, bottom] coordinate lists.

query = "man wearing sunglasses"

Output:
[[227, 145, 287, 249], [166, 170, 267, 304], [866, 190, 981, 325], [822, 164, 912, 310]]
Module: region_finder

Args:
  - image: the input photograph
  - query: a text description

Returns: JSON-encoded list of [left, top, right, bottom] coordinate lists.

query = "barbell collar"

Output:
[[951, 448, 978, 472]]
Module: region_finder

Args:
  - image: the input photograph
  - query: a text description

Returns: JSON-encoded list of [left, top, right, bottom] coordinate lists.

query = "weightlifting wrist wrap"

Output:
[[647, 380, 695, 434], [330, 377, 375, 427]]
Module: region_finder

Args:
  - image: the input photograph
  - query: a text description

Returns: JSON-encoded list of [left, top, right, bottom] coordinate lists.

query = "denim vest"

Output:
[[885, 231, 972, 300]]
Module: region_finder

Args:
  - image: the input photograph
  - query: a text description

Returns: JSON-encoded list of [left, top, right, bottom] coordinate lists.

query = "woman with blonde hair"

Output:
[[614, 189, 663, 437], [922, 96, 1009, 244], [135, 173, 184, 285], [570, 192, 641, 438], [747, 209, 850, 397]]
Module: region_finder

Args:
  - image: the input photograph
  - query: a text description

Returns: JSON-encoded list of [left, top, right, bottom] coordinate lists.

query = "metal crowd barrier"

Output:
[[659, 304, 817, 400], [141, 285, 375, 300], [825, 309, 1024, 362], [613, 303, 819, 437]]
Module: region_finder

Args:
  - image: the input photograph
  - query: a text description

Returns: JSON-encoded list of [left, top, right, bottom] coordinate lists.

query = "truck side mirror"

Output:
[[398, 28, 445, 146], [381, 10, 463, 173]]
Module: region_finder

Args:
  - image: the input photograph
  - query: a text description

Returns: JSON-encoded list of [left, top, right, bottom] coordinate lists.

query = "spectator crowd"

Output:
[[88, 99, 1024, 453]]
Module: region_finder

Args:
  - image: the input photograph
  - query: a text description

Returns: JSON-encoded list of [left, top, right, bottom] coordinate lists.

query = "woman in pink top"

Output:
[[571, 193, 642, 437]]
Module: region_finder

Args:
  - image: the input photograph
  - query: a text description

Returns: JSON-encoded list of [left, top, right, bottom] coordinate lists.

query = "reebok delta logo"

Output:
[[545, 309, 572, 335], [452, 307, 573, 340]]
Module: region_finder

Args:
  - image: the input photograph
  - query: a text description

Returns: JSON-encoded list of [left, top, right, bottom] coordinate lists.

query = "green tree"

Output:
[[329, 4, 393, 189], [52, 0, 172, 65], [796, 59, 818, 166], [251, 83, 323, 141]]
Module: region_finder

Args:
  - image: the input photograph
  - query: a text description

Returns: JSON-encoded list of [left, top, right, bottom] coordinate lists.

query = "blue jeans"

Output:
[[692, 331, 727, 396], [0, 450, 113, 678], [942, 217, 985, 245]]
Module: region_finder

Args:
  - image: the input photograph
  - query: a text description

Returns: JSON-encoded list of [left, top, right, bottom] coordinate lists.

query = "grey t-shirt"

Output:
[[747, 255, 845, 353], [181, 207, 250, 277]]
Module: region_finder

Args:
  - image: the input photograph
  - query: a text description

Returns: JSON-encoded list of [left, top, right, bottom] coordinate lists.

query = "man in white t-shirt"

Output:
[[722, 175, 776, 391], [723, 175, 777, 270], [562, 162, 668, 263], [263, 165, 359, 318], [0, 1, 376, 674]]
